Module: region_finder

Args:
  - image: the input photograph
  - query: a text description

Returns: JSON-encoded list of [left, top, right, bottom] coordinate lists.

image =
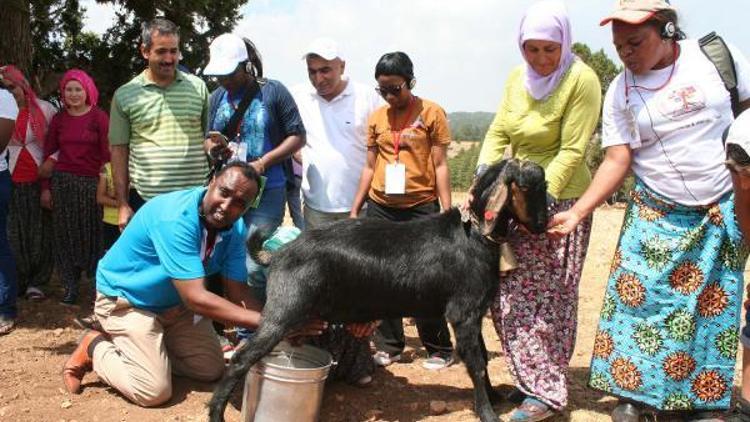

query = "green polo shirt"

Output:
[[109, 70, 209, 200]]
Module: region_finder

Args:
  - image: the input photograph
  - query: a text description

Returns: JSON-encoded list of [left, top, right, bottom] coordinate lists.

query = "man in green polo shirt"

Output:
[[109, 18, 209, 230]]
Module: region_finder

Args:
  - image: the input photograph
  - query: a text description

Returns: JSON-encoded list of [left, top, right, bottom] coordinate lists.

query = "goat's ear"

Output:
[[480, 178, 509, 235]]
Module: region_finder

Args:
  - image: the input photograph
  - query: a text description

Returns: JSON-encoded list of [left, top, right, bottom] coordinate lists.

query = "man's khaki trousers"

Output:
[[91, 294, 224, 406]]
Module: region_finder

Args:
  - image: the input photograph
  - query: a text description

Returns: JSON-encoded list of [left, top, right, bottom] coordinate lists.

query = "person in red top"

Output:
[[0, 65, 56, 302], [39, 69, 110, 306]]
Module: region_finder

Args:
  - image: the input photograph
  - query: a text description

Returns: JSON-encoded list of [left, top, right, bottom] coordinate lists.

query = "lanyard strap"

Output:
[[203, 229, 217, 265], [390, 96, 416, 161]]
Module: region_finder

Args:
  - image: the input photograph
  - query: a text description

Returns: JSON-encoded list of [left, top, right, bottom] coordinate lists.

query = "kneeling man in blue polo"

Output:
[[63, 162, 272, 406]]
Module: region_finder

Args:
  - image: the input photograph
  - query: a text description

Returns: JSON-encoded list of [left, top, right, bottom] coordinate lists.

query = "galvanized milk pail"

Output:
[[241, 342, 333, 422]]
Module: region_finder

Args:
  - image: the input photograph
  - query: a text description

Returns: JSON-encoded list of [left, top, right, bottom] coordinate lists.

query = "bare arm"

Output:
[[350, 147, 378, 218], [110, 145, 132, 230], [547, 144, 632, 237], [172, 278, 261, 329], [251, 134, 305, 175], [731, 171, 750, 246], [96, 174, 118, 208], [0, 117, 13, 153], [431, 144, 451, 210], [223, 277, 263, 313]]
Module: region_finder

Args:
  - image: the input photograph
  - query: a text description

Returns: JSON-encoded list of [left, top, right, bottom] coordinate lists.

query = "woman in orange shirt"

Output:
[[350, 51, 454, 371]]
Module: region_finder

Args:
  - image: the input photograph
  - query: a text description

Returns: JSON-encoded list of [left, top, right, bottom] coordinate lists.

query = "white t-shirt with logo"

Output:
[[602, 39, 750, 206], [0, 89, 19, 173], [292, 77, 383, 212]]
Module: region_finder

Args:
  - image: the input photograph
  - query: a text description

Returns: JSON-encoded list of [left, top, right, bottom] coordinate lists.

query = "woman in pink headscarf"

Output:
[[40, 69, 109, 306], [473, 1, 602, 420], [0, 65, 57, 302]]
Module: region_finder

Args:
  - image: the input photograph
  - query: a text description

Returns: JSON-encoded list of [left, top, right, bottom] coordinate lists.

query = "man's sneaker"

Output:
[[372, 351, 401, 367], [422, 352, 454, 370]]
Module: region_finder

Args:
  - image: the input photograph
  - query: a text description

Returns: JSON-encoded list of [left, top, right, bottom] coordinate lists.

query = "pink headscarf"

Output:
[[518, 0, 576, 100], [0, 65, 47, 142], [60, 69, 99, 108]]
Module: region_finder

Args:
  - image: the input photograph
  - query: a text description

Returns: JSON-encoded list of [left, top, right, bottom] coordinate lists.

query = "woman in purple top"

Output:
[[40, 69, 110, 305]]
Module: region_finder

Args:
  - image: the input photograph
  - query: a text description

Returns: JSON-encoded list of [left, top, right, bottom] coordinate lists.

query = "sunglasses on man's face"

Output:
[[375, 81, 406, 97]]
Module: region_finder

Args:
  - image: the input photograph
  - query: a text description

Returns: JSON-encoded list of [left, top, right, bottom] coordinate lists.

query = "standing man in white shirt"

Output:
[[291, 38, 382, 385], [292, 37, 382, 227], [0, 84, 19, 335]]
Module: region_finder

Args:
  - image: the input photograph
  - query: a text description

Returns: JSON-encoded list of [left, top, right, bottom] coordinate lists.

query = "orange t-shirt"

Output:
[[367, 97, 451, 208]]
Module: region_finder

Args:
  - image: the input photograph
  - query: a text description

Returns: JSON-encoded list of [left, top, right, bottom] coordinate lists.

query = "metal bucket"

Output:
[[241, 342, 333, 422]]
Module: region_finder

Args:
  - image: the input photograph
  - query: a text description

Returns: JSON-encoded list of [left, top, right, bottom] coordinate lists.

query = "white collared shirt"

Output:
[[292, 77, 383, 212]]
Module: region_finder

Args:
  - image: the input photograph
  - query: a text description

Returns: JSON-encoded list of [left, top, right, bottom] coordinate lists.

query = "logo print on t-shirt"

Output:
[[657, 84, 706, 120]]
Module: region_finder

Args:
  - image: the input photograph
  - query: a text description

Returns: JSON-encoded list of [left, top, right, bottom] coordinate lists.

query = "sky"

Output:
[[82, 0, 749, 112]]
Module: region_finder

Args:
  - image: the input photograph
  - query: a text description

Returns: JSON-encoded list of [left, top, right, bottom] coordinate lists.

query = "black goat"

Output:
[[208, 158, 548, 422]]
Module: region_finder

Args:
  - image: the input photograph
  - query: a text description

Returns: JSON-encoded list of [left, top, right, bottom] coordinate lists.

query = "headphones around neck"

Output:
[[662, 21, 676, 39]]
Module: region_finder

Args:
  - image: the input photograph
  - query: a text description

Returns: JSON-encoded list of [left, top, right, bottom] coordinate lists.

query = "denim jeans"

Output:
[[238, 186, 286, 341], [0, 170, 18, 318]]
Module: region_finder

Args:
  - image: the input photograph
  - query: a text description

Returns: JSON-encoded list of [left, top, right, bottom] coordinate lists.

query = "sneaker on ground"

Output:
[[422, 353, 454, 370], [372, 351, 401, 367]]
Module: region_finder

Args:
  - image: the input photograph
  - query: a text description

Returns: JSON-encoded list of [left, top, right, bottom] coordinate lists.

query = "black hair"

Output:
[[648, 9, 686, 41], [242, 38, 264, 79], [374, 51, 414, 83], [216, 161, 261, 187], [141, 18, 180, 50]]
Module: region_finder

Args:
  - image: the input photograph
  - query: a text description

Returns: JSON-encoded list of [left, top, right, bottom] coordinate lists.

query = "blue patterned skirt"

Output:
[[589, 180, 747, 411]]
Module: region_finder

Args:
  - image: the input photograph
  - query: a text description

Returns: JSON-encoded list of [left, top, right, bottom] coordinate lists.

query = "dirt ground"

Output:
[[0, 205, 747, 422]]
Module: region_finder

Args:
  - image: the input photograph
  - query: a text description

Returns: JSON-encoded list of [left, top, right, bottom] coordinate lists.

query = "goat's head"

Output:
[[469, 159, 548, 239]]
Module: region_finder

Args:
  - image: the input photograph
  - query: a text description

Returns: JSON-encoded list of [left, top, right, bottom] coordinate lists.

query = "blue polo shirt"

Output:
[[96, 187, 248, 313]]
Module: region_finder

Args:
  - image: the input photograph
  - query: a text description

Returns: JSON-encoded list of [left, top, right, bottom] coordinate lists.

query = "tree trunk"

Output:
[[0, 0, 32, 74]]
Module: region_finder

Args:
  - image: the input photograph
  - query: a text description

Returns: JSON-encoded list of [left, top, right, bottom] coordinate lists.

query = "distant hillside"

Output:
[[448, 111, 495, 142]]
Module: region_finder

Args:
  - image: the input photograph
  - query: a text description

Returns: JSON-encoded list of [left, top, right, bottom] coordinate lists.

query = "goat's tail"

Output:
[[246, 229, 273, 266], [207, 323, 286, 421]]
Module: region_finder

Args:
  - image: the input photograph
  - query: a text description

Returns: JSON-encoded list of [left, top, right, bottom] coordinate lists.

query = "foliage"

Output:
[[572, 43, 620, 100], [6, 0, 248, 108], [573, 43, 633, 203], [448, 143, 481, 191], [448, 111, 494, 142]]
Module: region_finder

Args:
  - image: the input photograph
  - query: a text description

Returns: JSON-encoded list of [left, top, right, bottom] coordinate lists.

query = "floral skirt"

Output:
[[491, 198, 592, 410], [589, 180, 747, 411]]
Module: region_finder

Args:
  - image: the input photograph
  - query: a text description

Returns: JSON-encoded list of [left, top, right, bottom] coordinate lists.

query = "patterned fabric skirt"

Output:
[[491, 198, 592, 410], [7, 181, 53, 291], [50, 172, 102, 286], [589, 180, 747, 411]]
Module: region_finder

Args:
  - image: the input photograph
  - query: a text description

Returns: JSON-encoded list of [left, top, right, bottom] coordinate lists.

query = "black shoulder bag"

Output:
[[206, 80, 260, 182]]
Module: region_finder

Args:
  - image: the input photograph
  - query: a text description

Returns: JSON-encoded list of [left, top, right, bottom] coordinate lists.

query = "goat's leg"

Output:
[[478, 332, 502, 405], [451, 316, 498, 422], [207, 321, 286, 422]]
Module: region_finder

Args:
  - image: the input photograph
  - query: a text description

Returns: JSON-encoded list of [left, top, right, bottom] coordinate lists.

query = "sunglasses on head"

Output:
[[375, 81, 406, 97]]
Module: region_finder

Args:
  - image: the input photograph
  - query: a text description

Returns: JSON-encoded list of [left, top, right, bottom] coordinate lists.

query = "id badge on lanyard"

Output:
[[384, 98, 415, 195]]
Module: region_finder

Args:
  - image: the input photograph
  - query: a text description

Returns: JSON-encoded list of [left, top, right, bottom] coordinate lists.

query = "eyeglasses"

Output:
[[375, 81, 406, 97]]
